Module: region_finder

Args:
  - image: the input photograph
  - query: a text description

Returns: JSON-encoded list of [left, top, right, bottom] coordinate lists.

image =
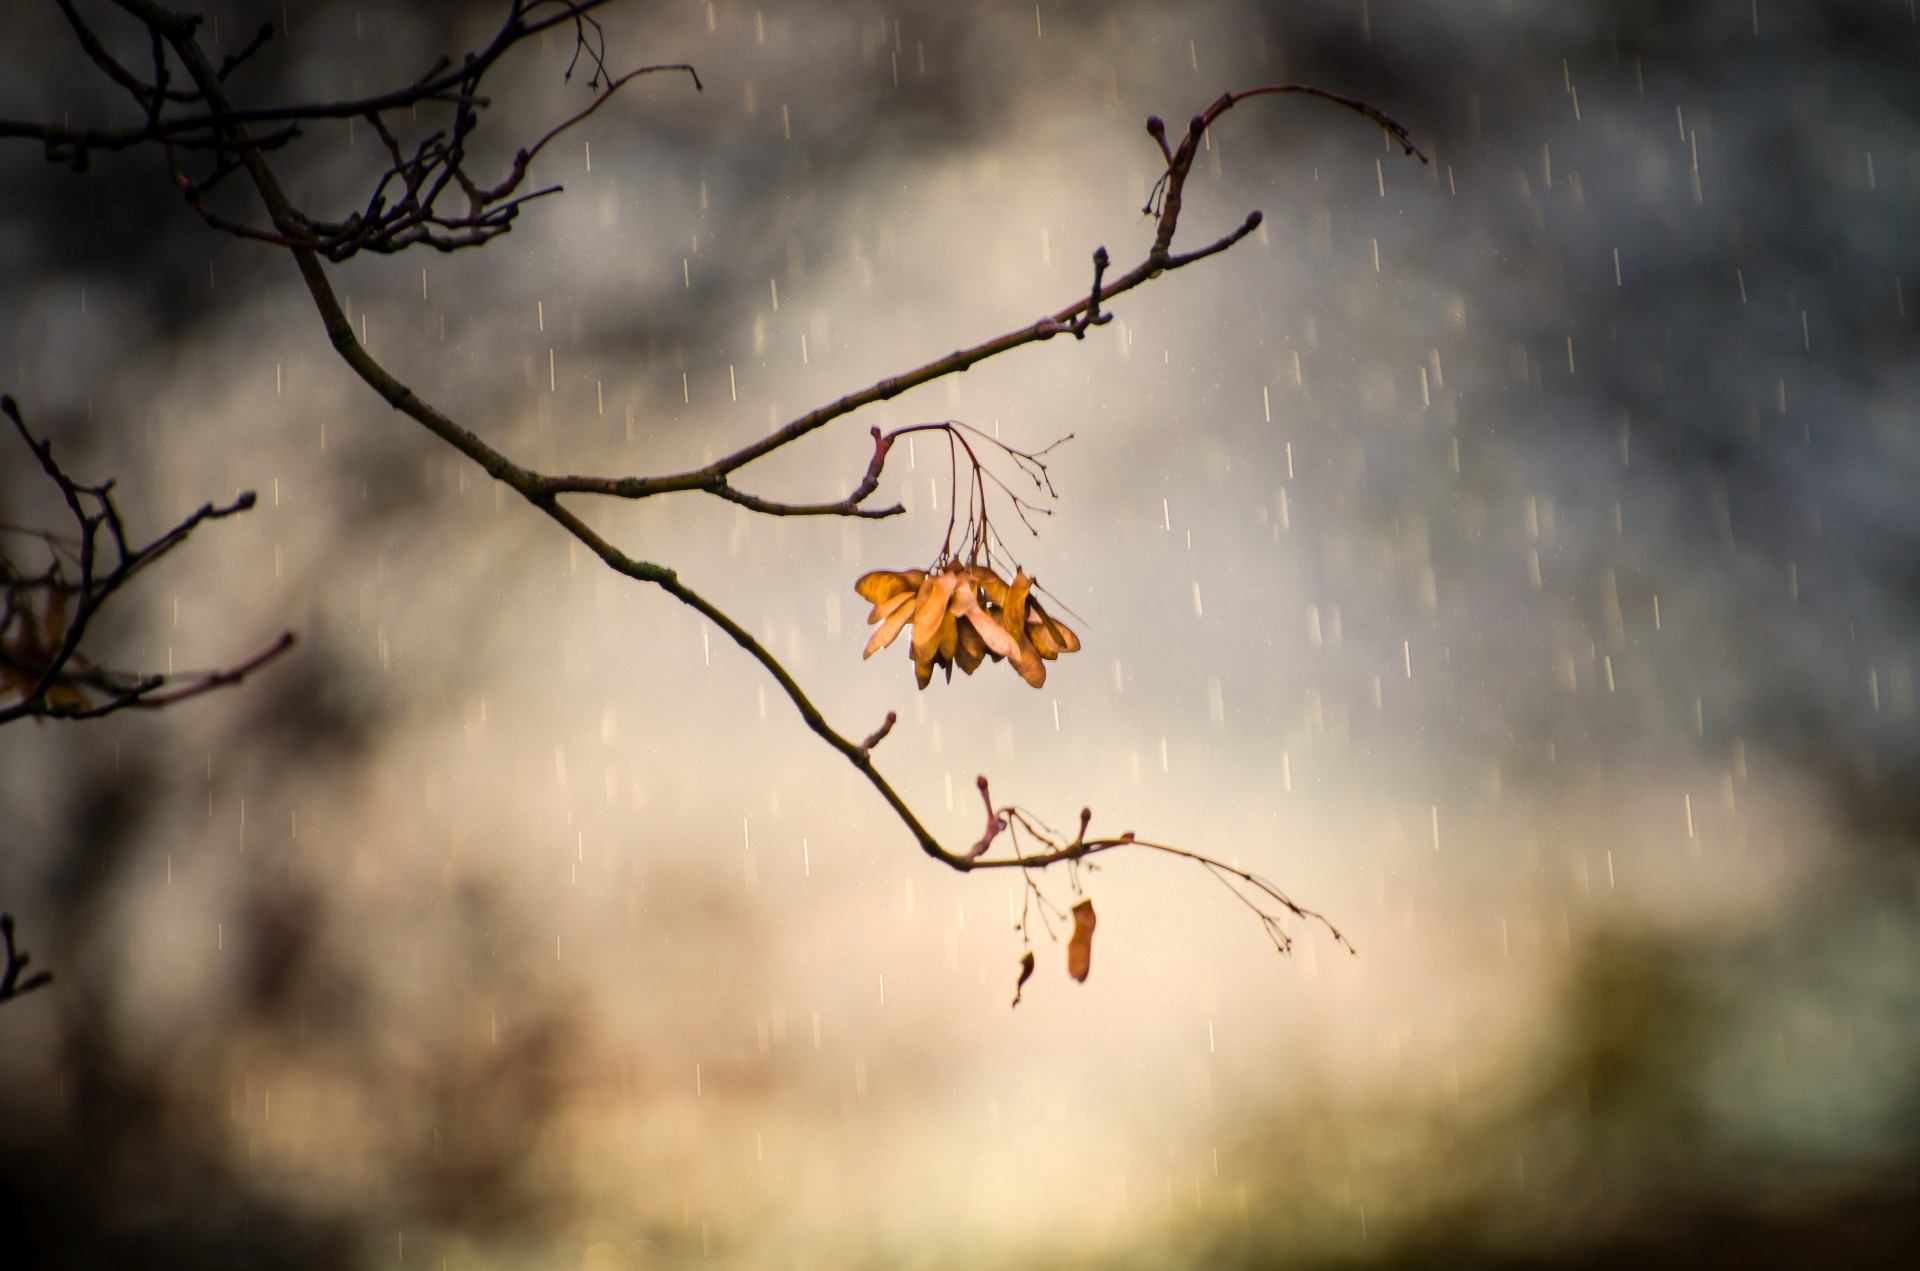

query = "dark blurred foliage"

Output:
[[1184, 859, 1920, 1269], [0, 739, 351, 1268]]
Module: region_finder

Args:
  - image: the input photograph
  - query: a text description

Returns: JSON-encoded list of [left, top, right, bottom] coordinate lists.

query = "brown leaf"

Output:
[[862, 595, 916, 659], [998, 569, 1033, 637], [854, 561, 1070, 691], [854, 568, 925, 606], [1067, 898, 1097, 983], [1011, 949, 1036, 1008], [2, 590, 83, 708], [967, 563, 1011, 609], [995, 570, 1048, 687], [951, 584, 1016, 659], [865, 588, 916, 626], [953, 619, 989, 674], [40, 588, 70, 657], [909, 571, 960, 657], [1026, 597, 1081, 658]]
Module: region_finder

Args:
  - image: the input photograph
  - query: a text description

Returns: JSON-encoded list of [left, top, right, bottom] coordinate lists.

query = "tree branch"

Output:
[[29, 1, 1425, 962], [0, 914, 54, 1003], [0, 395, 293, 726]]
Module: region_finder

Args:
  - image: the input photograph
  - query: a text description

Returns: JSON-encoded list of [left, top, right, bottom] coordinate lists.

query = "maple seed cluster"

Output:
[[856, 563, 1080, 689]]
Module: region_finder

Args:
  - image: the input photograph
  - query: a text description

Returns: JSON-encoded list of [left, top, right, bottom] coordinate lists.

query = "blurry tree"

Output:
[[1, 0, 1423, 999]]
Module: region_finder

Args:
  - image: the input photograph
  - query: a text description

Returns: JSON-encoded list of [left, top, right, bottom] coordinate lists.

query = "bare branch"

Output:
[[606, 86, 1420, 496], [19, 0, 694, 259], [0, 395, 289, 727], [1066, 247, 1114, 340], [30, 630, 297, 722], [215, 21, 275, 82], [23, 2, 1425, 964], [0, 914, 54, 1003]]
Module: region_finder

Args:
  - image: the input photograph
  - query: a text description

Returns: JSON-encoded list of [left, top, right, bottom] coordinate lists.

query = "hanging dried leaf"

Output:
[[997, 569, 1047, 687], [967, 563, 1011, 609], [909, 570, 960, 652], [1026, 597, 1080, 658], [853, 561, 1076, 690], [953, 619, 989, 675], [951, 584, 1016, 660], [1011, 949, 1036, 1008], [855, 568, 925, 606], [1067, 898, 1097, 983], [862, 592, 917, 658], [864, 588, 916, 627]]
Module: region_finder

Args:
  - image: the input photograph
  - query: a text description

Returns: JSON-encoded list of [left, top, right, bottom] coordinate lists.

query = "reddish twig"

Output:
[[857, 711, 897, 756]]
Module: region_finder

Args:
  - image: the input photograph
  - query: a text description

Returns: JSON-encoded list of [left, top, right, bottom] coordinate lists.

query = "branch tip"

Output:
[[857, 710, 897, 755]]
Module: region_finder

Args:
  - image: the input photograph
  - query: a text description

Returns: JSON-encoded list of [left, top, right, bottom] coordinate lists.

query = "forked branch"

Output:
[[9, 0, 1425, 962], [0, 395, 294, 725], [0, 915, 53, 1003]]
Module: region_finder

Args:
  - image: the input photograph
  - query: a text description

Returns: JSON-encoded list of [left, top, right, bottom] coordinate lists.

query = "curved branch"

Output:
[[543, 84, 1421, 499], [1210, 83, 1428, 162], [536, 425, 908, 516], [704, 482, 904, 519], [534, 498, 965, 867], [130, 7, 1415, 954]]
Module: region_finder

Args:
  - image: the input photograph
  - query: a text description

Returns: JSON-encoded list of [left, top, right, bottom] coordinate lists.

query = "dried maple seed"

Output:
[[1067, 898, 1097, 982], [854, 561, 1079, 690], [863, 591, 917, 658], [854, 568, 925, 606]]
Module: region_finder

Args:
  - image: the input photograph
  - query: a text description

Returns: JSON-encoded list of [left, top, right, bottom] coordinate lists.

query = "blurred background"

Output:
[[3, 0, 1919, 1266]]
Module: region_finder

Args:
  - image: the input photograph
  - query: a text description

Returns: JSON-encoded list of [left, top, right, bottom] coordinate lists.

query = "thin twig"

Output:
[[0, 395, 288, 726], [857, 711, 897, 756], [0, 915, 54, 1003]]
